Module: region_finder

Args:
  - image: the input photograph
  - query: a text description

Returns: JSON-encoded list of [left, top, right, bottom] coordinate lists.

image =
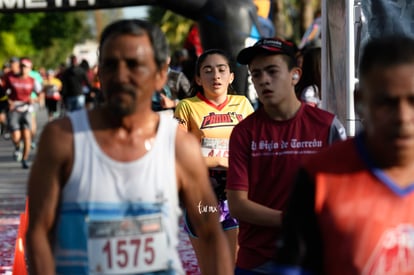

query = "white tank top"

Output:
[[54, 109, 184, 275]]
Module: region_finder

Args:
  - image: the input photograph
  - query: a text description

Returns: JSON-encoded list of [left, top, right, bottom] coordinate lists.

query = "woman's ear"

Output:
[[195, 75, 202, 86], [229, 72, 234, 84]]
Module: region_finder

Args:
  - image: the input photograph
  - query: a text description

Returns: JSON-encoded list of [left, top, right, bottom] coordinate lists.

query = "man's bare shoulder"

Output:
[[42, 116, 73, 139], [37, 116, 73, 160], [31, 116, 75, 185]]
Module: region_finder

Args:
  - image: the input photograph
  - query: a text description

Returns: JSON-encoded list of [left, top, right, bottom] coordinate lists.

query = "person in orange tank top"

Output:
[[276, 35, 414, 275]]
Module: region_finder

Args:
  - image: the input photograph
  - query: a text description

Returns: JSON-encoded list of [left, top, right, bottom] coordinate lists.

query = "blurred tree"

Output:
[[0, 12, 92, 69], [32, 11, 92, 69], [147, 7, 194, 54], [0, 13, 43, 59], [273, 0, 293, 40], [272, 0, 320, 43], [147, 5, 165, 22], [0, 32, 25, 62], [272, 0, 301, 41], [299, 0, 321, 35]]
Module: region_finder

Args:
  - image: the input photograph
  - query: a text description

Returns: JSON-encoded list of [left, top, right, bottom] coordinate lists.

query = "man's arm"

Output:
[[26, 118, 73, 275], [204, 156, 228, 169], [159, 92, 177, 109], [227, 190, 282, 227], [226, 124, 282, 227], [175, 129, 233, 275]]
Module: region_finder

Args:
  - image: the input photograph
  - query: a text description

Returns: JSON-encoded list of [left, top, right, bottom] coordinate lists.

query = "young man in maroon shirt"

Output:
[[226, 38, 346, 274]]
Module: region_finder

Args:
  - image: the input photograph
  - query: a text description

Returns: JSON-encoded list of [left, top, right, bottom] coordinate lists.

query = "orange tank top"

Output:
[[306, 137, 414, 275]]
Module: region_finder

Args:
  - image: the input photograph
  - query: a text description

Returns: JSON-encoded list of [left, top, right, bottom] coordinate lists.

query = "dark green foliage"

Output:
[[0, 12, 92, 69]]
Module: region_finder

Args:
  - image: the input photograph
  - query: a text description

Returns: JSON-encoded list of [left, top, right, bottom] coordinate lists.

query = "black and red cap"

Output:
[[237, 38, 298, 65]]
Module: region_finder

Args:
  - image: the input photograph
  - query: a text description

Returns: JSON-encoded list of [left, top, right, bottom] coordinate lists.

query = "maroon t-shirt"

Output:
[[227, 104, 342, 269], [4, 72, 35, 102]]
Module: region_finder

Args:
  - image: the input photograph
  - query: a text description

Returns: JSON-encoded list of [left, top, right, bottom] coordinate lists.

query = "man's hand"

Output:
[[159, 93, 177, 109]]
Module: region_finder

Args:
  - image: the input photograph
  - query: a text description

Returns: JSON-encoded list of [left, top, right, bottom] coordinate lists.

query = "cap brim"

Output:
[[237, 46, 285, 65]]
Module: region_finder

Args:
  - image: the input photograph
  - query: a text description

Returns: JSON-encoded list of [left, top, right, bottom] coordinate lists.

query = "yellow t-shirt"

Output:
[[174, 92, 254, 158], [43, 77, 62, 99]]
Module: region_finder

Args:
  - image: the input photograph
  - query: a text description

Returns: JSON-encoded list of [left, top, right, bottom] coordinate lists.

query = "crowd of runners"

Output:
[[0, 15, 412, 275]]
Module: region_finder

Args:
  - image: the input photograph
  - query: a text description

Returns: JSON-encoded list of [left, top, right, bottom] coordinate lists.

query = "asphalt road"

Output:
[[0, 107, 48, 274]]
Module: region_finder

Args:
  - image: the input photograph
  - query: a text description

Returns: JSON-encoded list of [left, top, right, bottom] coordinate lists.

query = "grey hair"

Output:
[[98, 19, 170, 70]]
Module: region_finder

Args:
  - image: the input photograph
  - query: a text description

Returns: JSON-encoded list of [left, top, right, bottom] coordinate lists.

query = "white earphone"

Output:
[[292, 73, 299, 80]]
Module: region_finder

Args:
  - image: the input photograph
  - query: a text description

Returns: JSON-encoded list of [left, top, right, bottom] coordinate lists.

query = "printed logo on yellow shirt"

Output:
[[200, 112, 243, 129]]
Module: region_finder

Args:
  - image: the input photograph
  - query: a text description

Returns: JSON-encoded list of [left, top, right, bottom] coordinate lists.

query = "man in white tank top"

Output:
[[26, 19, 233, 275]]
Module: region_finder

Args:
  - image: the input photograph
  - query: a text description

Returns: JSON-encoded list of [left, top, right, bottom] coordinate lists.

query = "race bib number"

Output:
[[87, 214, 169, 274], [45, 86, 61, 100], [45, 86, 57, 97], [201, 138, 229, 158], [13, 101, 29, 113]]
